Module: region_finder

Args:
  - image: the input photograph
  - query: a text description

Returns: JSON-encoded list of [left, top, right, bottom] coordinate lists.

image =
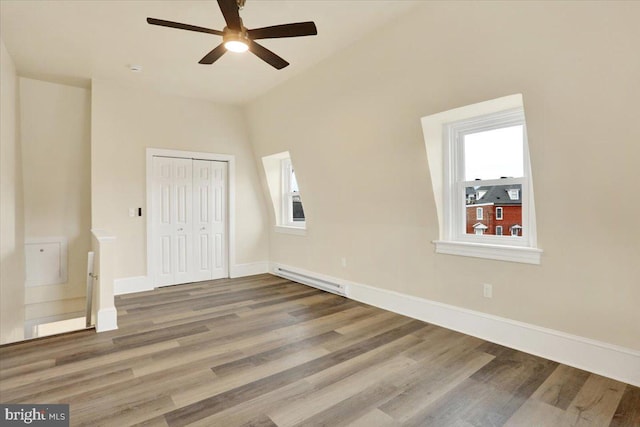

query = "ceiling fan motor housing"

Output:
[[222, 25, 249, 46], [222, 15, 249, 53]]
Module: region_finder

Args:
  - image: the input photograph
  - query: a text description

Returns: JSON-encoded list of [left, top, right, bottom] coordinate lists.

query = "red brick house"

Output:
[[466, 185, 522, 236]]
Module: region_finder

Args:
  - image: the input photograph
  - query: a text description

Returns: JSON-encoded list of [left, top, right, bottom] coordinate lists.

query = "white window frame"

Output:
[[281, 158, 305, 229], [496, 207, 503, 220], [496, 225, 503, 235], [437, 107, 541, 264], [476, 207, 483, 220]]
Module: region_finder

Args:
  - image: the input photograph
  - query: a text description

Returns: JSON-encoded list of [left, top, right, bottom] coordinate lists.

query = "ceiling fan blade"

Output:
[[199, 44, 227, 64], [217, 0, 242, 31], [248, 22, 317, 40], [147, 18, 222, 36], [249, 41, 289, 70]]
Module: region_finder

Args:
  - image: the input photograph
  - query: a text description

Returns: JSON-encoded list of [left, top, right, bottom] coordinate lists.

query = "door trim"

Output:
[[146, 148, 235, 287]]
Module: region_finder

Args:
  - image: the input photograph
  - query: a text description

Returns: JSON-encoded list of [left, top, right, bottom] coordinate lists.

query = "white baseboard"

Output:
[[114, 265, 269, 295], [269, 263, 640, 387], [96, 307, 118, 332], [230, 261, 269, 278], [114, 276, 153, 295]]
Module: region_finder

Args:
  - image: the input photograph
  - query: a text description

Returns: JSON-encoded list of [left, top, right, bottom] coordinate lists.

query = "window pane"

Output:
[[465, 184, 522, 236], [290, 169, 299, 193], [464, 125, 524, 180], [292, 194, 305, 221]]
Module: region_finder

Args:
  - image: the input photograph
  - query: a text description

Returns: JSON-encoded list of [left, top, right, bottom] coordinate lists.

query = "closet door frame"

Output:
[[146, 148, 235, 287]]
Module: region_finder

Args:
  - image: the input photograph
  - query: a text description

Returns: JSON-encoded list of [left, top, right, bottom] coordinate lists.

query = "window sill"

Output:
[[433, 240, 542, 264], [275, 225, 307, 236]]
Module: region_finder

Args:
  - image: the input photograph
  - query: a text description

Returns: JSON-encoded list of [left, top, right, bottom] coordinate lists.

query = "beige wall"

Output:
[[19, 78, 91, 323], [246, 2, 640, 350], [0, 38, 25, 343], [91, 80, 268, 280]]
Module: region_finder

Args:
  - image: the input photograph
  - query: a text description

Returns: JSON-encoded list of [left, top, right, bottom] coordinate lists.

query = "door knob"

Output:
[[200, 227, 206, 231], [177, 228, 183, 231]]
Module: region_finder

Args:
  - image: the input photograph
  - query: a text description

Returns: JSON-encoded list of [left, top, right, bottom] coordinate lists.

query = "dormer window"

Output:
[[261, 151, 307, 235], [433, 105, 540, 263], [282, 158, 305, 227], [422, 95, 541, 264]]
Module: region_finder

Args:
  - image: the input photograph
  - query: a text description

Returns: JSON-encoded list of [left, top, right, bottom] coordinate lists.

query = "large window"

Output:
[[439, 107, 540, 263], [421, 95, 541, 264], [281, 158, 305, 227], [447, 108, 528, 243]]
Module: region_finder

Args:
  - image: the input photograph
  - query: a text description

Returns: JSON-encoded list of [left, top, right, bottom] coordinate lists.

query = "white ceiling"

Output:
[[0, 0, 419, 105]]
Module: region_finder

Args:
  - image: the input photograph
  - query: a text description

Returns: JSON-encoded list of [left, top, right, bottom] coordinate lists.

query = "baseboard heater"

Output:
[[274, 267, 347, 296]]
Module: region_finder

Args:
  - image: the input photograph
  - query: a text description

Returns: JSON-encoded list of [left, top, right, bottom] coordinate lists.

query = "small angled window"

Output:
[[282, 158, 305, 227]]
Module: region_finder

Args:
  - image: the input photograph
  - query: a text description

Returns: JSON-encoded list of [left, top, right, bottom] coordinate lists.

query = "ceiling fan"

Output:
[[147, 0, 317, 70]]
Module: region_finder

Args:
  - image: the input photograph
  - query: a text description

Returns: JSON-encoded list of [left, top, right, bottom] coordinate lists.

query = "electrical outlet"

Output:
[[483, 283, 493, 298], [341, 257, 347, 268]]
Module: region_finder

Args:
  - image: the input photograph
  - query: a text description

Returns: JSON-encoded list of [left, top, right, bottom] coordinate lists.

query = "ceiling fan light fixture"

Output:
[[223, 30, 249, 53], [224, 40, 248, 53]]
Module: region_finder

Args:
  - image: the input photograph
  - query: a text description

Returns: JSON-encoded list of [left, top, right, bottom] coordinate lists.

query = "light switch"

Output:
[[128, 208, 135, 217]]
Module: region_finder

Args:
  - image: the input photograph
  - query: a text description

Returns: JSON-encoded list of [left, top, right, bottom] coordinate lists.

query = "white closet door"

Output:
[[152, 156, 175, 286], [211, 161, 227, 279], [152, 156, 227, 286], [193, 160, 227, 281], [193, 160, 213, 281], [173, 158, 194, 284], [152, 156, 194, 286]]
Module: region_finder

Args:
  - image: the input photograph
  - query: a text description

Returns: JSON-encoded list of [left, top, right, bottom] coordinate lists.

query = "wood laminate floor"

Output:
[[1, 274, 638, 426]]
